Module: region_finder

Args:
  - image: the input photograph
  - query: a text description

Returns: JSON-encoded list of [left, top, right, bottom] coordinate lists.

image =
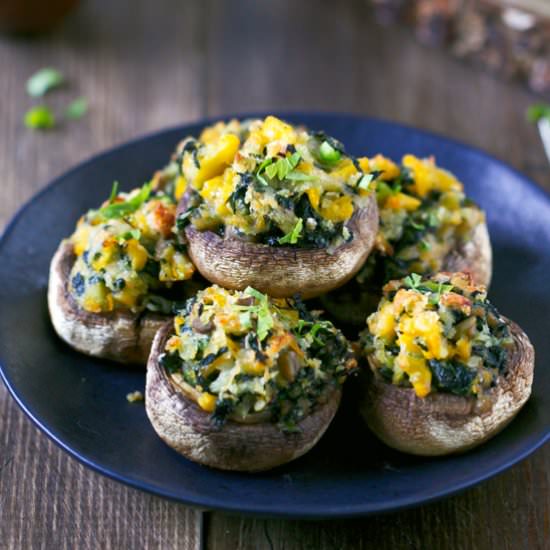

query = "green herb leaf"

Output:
[[24, 105, 55, 130], [286, 171, 316, 181], [265, 162, 279, 179], [255, 157, 273, 186], [293, 318, 333, 345], [119, 229, 141, 241], [26, 68, 64, 97], [109, 181, 119, 203], [403, 273, 422, 289], [278, 218, 303, 245], [239, 312, 252, 329], [257, 158, 273, 171], [296, 319, 307, 334], [427, 212, 439, 227], [261, 152, 302, 182], [256, 173, 269, 186], [256, 311, 274, 342], [410, 219, 425, 231], [288, 152, 301, 169], [245, 287, 268, 302], [243, 287, 273, 341], [319, 140, 341, 164], [375, 181, 401, 203], [419, 239, 431, 251], [527, 103, 550, 123], [99, 182, 152, 219], [309, 321, 332, 345], [65, 97, 88, 119], [422, 281, 454, 305]]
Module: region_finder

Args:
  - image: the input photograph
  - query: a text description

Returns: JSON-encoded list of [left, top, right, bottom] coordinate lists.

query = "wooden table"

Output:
[[1, 1, 548, 548]]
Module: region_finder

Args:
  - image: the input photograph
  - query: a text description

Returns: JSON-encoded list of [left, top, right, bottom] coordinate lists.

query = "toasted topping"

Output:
[[160, 285, 356, 430], [356, 155, 485, 286], [69, 181, 195, 314], [361, 272, 512, 398], [178, 116, 375, 249]]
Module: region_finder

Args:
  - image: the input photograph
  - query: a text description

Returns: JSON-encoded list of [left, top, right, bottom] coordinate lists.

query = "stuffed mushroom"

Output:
[[146, 285, 357, 471], [358, 272, 534, 456], [175, 116, 379, 298], [48, 176, 200, 365], [321, 154, 492, 324]]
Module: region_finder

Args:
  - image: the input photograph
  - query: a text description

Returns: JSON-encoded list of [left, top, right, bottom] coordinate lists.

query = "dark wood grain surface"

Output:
[[0, 1, 548, 549]]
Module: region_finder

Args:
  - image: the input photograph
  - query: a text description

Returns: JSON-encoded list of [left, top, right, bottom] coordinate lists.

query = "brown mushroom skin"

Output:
[[359, 319, 534, 456], [48, 240, 167, 366], [443, 221, 492, 288], [321, 219, 492, 326], [178, 192, 378, 299], [146, 323, 342, 472]]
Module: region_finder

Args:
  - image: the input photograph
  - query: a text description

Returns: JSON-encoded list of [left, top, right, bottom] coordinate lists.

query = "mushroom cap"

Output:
[[178, 192, 378, 299], [48, 240, 167, 365], [443, 220, 492, 288], [145, 323, 342, 471], [359, 319, 534, 456], [321, 219, 493, 326]]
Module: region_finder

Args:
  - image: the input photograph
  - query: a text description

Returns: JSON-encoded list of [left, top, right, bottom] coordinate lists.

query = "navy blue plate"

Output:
[[1, 113, 549, 518]]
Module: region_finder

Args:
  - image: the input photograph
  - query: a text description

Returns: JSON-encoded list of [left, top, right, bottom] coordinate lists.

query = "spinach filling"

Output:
[[362, 272, 512, 398], [178, 116, 374, 250], [161, 286, 356, 431], [355, 156, 485, 288], [68, 181, 196, 314]]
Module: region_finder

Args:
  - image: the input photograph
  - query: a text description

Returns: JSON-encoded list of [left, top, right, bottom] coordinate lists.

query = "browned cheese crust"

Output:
[[359, 319, 534, 456], [48, 240, 166, 365], [145, 323, 342, 472], [178, 192, 379, 299]]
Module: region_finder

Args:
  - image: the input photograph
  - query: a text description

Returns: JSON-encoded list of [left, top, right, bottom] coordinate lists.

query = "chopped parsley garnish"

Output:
[[403, 273, 422, 289], [422, 281, 454, 304], [255, 152, 310, 185], [65, 97, 88, 119], [295, 319, 334, 345], [24, 105, 55, 130], [108, 181, 119, 203], [404, 273, 454, 304], [264, 151, 302, 181], [419, 239, 431, 251], [26, 68, 64, 97], [285, 171, 316, 182], [410, 219, 425, 231], [119, 229, 141, 241], [376, 181, 401, 203], [255, 157, 273, 186], [319, 140, 341, 164], [99, 182, 152, 219], [278, 218, 303, 245], [237, 287, 274, 341]]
